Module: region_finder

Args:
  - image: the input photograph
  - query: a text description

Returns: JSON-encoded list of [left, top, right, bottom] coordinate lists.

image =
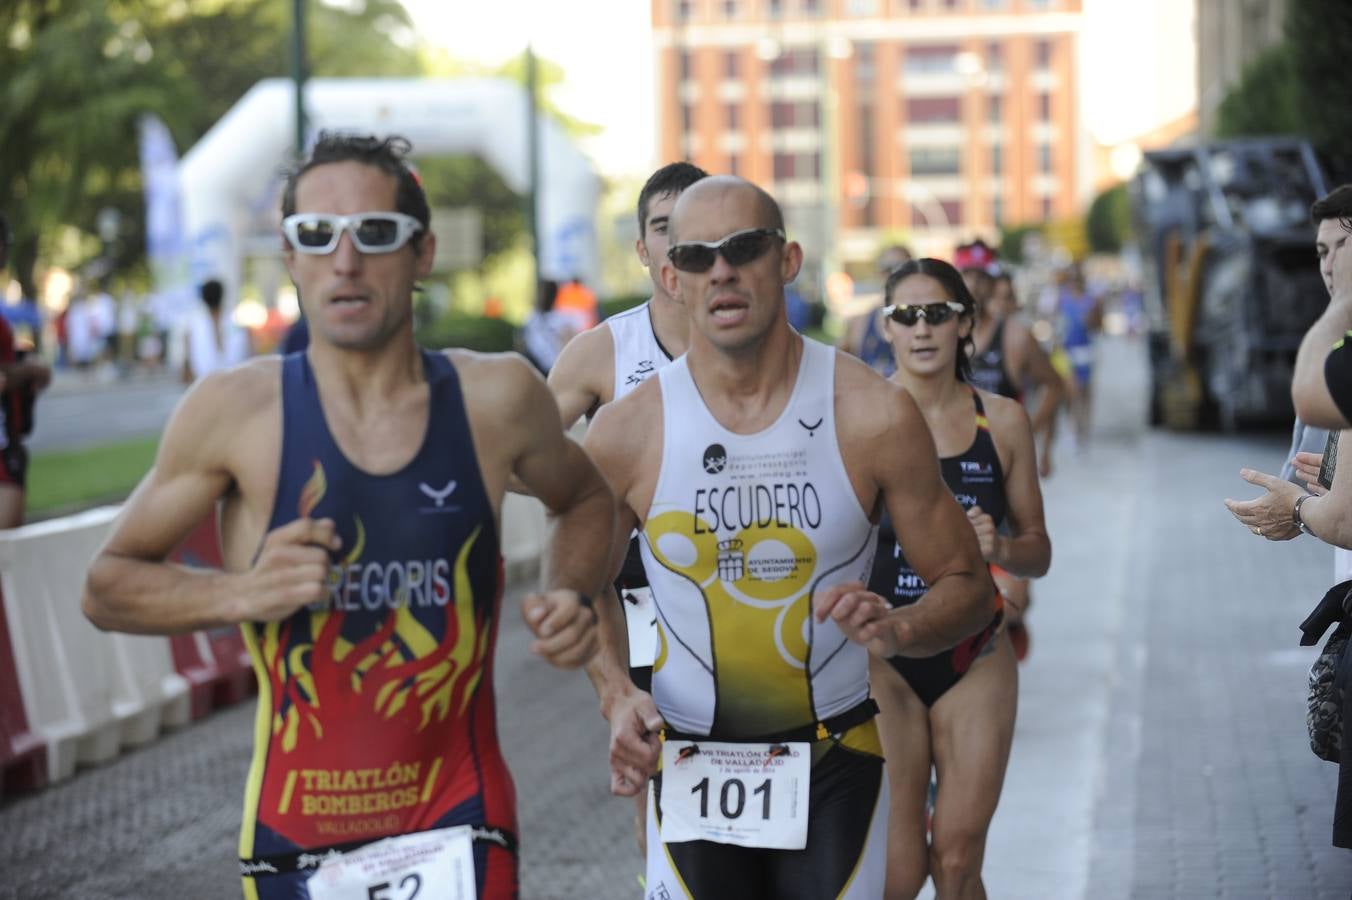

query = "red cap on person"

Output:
[[953, 239, 998, 273]]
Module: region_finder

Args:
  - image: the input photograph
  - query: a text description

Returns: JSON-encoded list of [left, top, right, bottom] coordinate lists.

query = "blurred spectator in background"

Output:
[[520, 279, 577, 374], [65, 288, 104, 373], [0, 211, 51, 528], [183, 278, 251, 382], [554, 275, 598, 333], [838, 243, 912, 376]]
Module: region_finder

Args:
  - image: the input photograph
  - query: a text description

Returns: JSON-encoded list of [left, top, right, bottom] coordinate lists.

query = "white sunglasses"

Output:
[[282, 212, 424, 255]]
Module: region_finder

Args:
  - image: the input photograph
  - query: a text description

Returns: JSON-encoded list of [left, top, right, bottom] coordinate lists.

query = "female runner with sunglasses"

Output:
[[867, 258, 1051, 900]]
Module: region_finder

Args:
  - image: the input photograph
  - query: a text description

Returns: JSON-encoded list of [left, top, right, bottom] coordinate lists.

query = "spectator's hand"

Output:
[[1223, 468, 1303, 541], [1290, 451, 1328, 495]]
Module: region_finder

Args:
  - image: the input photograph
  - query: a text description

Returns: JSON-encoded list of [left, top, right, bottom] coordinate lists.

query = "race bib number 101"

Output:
[[658, 739, 810, 850], [307, 826, 476, 900]]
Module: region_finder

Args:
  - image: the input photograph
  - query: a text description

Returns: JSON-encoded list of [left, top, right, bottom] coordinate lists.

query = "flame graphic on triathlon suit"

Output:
[[253, 460, 492, 846]]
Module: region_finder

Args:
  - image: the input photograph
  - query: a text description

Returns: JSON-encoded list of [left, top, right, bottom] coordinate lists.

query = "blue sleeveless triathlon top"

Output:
[[238, 351, 515, 896]]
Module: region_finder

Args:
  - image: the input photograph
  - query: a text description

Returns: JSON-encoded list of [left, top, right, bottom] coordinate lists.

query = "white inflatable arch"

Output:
[[179, 77, 601, 300]]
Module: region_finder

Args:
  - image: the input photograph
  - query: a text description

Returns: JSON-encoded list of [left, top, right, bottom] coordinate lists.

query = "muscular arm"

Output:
[[983, 394, 1051, 578], [546, 325, 615, 429], [835, 366, 994, 656], [1293, 299, 1352, 429], [505, 357, 616, 599], [580, 393, 666, 793], [83, 367, 293, 634]]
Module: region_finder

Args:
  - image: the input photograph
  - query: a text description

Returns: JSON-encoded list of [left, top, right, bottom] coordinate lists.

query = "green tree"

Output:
[[414, 155, 525, 271], [1085, 184, 1131, 254], [1286, 0, 1352, 173], [1214, 43, 1303, 140]]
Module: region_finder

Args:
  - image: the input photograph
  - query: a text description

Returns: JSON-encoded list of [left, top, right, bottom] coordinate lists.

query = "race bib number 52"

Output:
[[658, 739, 810, 850], [307, 826, 476, 900]]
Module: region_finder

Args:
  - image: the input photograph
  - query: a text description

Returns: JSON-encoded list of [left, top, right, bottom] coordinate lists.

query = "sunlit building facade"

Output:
[[651, 0, 1086, 267]]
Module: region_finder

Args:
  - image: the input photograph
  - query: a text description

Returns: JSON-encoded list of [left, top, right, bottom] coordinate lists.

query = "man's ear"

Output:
[[781, 240, 804, 285], [636, 236, 651, 268], [414, 231, 437, 277], [660, 259, 681, 301]]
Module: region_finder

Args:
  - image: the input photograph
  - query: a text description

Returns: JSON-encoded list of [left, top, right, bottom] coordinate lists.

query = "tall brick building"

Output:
[[651, 0, 1087, 268]]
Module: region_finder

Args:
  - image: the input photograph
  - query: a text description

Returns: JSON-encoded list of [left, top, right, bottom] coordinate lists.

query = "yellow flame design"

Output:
[[298, 461, 327, 518]]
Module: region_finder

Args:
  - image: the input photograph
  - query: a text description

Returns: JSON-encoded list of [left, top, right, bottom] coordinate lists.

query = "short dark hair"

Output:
[[637, 161, 708, 238], [281, 132, 430, 249], [1311, 184, 1352, 233], [200, 278, 224, 309], [884, 257, 978, 382]]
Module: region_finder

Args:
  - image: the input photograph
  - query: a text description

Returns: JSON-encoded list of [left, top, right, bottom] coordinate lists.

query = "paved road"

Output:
[[28, 371, 185, 453], [3, 337, 1350, 898]]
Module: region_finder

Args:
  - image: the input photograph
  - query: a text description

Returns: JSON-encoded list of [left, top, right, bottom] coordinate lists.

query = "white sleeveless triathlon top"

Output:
[[607, 301, 673, 401], [639, 337, 879, 739]]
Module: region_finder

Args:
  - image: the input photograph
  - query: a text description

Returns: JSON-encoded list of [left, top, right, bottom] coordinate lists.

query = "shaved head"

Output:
[[669, 176, 784, 245]]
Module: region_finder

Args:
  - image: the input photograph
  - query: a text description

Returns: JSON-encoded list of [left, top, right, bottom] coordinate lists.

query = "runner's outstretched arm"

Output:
[[582, 397, 665, 796], [84, 364, 338, 634], [820, 368, 994, 658], [505, 356, 616, 670]]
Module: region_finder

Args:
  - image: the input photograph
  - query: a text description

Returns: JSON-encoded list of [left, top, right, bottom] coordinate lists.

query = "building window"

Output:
[[770, 100, 820, 128], [730, 154, 740, 176], [722, 0, 738, 18], [910, 146, 962, 175], [847, 0, 880, 13], [726, 103, 740, 130], [906, 96, 962, 123], [905, 45, 960, 74], [773, 152, 820, 180], [1041, 196, 1054, 219], [908, 0, 925, 10], [680, 50, 693, 81], [1038, 92, 1051, 120], [987, 94, 1002, 122], [1034, 39, 1052, 70], [771, 46, 820, 78], [991, 144, 1002, 175], [855, 41, 876, 83], [768, 0, 783, 16], [1028, 0, 1053, 8], [724, 51, 739, 79], [802, 0, 821, 14], [979, 0, 1006, 8], [941, 0, 960, 10], [676, 0, 694, 22], [682, 103, 694, 134], [986, 41, 1003, 72], [993, 195, 1004, 225], [911, 202, 961, 227], [1039, 143, 1052, 173]]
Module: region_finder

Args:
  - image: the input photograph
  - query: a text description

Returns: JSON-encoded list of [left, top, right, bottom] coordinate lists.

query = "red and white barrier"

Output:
[[0, 507, 190, 784]]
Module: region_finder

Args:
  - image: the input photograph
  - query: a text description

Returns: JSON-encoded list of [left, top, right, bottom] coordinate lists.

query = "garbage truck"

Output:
[[1131, 138, 1331, 430]]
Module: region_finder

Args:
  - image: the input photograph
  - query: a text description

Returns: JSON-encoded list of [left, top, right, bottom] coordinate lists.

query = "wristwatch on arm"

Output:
[[1293, 493, 1316, 537]]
